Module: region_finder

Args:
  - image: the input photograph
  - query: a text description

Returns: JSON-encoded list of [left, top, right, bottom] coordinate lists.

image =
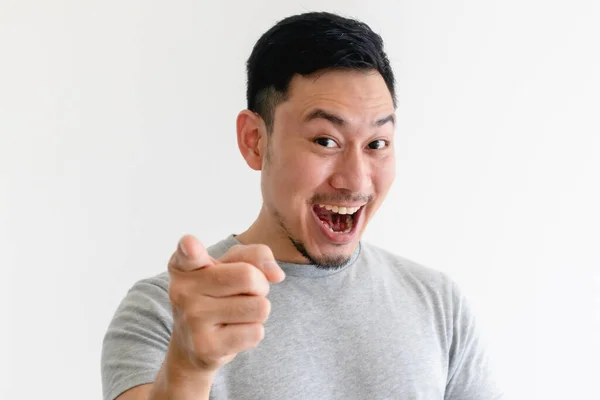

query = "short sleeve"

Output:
[[445, 280, 505, 400], [101, 276, 173, 400]]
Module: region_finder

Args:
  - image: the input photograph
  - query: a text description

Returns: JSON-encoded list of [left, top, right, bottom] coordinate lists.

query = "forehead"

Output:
[[278, 69, 395, 124]]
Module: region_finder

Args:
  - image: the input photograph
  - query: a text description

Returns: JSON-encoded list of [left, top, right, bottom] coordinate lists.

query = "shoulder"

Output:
[[360, 241, 455, 291], [357, 241, 467, 322]]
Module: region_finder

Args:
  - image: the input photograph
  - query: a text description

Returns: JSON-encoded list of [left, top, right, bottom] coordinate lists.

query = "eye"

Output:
[[315, 137, 338, 148], [368, 139, 388, 150]]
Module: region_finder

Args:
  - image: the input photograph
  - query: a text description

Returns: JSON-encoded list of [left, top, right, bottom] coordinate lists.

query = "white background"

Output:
[[1, 1, 599, 399]]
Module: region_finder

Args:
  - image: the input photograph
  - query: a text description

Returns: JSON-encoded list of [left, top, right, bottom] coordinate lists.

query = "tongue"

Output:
[[314, 207, 349, 232]]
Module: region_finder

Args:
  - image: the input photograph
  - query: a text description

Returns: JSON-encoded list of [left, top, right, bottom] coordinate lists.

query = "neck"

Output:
[[235, 204, 310, 264]]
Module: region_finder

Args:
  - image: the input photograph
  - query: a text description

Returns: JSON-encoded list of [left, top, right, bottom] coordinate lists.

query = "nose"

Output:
[[329, 146, 371, 194]]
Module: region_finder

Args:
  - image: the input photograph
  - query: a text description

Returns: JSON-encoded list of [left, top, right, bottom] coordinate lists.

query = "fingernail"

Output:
[[178, 239, 188, 257]]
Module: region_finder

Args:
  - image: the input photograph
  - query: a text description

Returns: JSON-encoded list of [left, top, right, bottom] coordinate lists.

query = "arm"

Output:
[[115, 359, 214, 400], [101, 277, 171, 400], [103, 278, 215, 400], [444, 281, 504, 400], [103, 236, 284, 400]]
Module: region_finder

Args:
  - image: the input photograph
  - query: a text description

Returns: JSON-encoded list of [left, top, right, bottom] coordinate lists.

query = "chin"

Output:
[[305, 235, 363, 269]]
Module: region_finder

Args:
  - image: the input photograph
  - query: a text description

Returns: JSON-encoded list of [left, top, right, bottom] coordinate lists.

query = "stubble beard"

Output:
[[272, 208, 352, 270]]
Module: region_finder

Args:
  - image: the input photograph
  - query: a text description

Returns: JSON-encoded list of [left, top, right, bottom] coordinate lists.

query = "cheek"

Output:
[[373, 156, 396, 193], [280, 152, 330, 188], [266, 152, 330, 210]]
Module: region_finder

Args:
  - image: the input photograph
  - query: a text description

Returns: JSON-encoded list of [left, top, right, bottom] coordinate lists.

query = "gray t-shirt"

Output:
[[102, 235, 503, 400]]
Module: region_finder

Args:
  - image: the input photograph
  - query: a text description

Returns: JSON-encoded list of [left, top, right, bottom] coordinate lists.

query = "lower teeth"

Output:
[[322, 220, 353, 234]]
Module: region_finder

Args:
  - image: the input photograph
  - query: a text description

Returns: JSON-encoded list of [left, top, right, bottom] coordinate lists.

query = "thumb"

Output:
[[172, 234, 216, 272]]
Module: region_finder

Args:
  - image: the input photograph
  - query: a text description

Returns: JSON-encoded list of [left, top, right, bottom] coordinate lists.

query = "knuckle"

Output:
[[250, 243, 273, 260], [233, 300, 251, 318], [213, 267, 236, 288], [227, 244, 244, 256], [237, 262, 259, 288], [173, 295, 213, 326]]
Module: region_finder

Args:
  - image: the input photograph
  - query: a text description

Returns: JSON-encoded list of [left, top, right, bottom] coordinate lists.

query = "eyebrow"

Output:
[[304, 108, 395, 127]]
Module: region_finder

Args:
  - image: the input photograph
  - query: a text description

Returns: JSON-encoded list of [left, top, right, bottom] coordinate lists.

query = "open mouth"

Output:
[[312, 204, 364, 235]]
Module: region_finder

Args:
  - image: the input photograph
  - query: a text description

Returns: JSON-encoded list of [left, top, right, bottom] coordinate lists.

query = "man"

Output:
[[102, 11, 502, 400]]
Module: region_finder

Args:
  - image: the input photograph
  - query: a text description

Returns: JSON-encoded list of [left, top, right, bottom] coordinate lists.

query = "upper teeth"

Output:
[[317, 204, 361, 215]]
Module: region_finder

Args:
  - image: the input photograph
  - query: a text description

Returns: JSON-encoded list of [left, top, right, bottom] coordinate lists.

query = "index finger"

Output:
[[169, 234, 216, 272], [219, 244, 285, 283]]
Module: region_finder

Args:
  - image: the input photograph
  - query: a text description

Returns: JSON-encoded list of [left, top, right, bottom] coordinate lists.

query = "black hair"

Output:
[[246, 12, 396, 132]]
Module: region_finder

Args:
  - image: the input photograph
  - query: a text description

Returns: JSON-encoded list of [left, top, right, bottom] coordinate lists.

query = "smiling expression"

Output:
[[255, 69, 396, 268]]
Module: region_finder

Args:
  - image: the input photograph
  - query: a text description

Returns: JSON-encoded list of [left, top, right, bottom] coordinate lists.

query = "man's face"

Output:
[[261, 69, 396, 268]]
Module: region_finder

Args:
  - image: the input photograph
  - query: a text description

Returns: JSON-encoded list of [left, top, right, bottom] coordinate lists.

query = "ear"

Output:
[[236, 110, 267, 171]]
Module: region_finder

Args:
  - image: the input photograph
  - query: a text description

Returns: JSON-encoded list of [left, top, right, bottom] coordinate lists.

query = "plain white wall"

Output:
[[1, 0, 599, 399]]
